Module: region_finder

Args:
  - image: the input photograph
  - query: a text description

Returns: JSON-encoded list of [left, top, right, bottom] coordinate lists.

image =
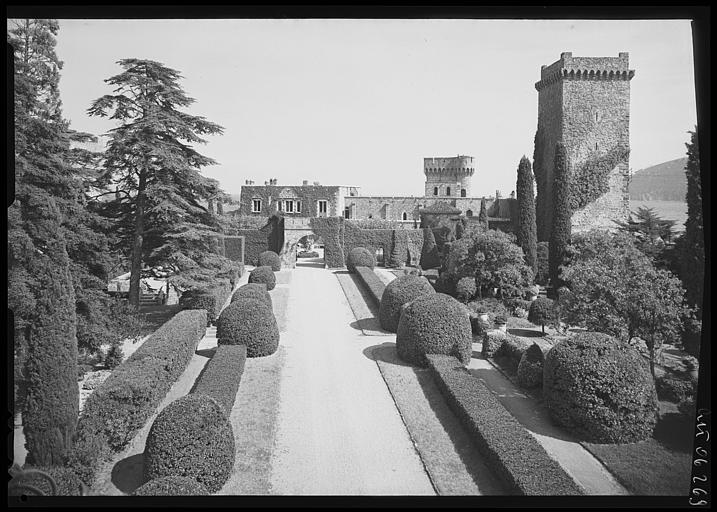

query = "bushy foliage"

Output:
[[179, 279, 232, 325], [346, 247, 376, 273], [655, 375, 696, 403], [504, 298, 532, 318], [426, 355, 583, 495], [258, 250, 281, 271], [14, 465, 85, 496], [543, 332, 658, 443], [445, 229, 533, 299], [681, 128, 704, 313], [379, 275, 435, 332], [481, 330, 507, 358], [615, 206, 677, 266], [469, 298, 509, 318], [248, 265, 276, 291], [561, 230, 693, 376], [192, 344, 247, 416], [516, 156, 538, 276], [455, 276, 477, 303], [517, 344, 545, 388], [535, 242, 550, 286], [569, 146, 630, 212], [680, 316, 702, 357], [478, 198, 488, 229], [68, 310, 207, 486], [217, 299, 279, 357], [231, 283, 272, 309], [495, 335, 533, 372], [528, 297, 555, 334], [396, 294, 472, 367], [134, 476, 209, 496], [104, 342, 124, 369], [144, 394, 234, 493], [549, 142, 571, 289]]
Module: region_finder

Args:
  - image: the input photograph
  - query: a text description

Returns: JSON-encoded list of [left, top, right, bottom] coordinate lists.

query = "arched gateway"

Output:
[[280, 217, 324, 268]]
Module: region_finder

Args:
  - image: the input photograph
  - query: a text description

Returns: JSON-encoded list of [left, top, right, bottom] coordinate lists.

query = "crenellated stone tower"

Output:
[[534, 52, 634, 240], [424, 155, 476, 199]]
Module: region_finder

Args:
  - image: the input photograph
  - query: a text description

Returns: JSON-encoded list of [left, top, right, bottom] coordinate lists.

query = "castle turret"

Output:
[[534, 52, 634, 239], [424, 155, 475, 198]]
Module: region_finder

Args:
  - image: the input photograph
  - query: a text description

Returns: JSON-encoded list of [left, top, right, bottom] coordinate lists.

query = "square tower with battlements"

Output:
[[424, 156, 476, 199], [534, 52, 635, 240]]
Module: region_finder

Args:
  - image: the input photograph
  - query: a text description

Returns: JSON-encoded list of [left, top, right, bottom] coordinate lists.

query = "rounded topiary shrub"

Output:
[[495, 335, 533, 371], [528, 297, 555, 334], [258, 250, 281, 271], [517, 343, 546, 388], [231, 283, 272, 309], [455, 276, 477, 303], [396, 293, 472, 367], [144, 394, 234, 493], [217, 299, 279, 357], [346, 247, 376, 273], [543, 332, 659, 443], [379, 275, 436, 332], [134, 476, 209, 496], [248, 266, 276, 291]]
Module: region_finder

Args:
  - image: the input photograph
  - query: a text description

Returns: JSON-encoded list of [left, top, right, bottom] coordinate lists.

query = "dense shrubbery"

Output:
[[655, 375, 696, 403], [192, 344, 247, 414], [420, 227, 441, 270], [217, 299, 279, 357], [444, 228, 533, 299], [528, 297, 555, 334], [426, 354, 583, 495], [481, 330, 507, 358], [517, 343, 546, 388], [549, 142, 571, 289], [68, 309, 207, 486], [258, 250, 281, 271], [15, 465, 85, 496], [355, 266, 386, 307], [535, 242, 549, 286], [298, 250, 319, 258], [379, 275, 435, 332], [248, 266, 276, 291], [516, 156, 538, 277], [543, 332, 658, 443], [144, 394, 234, 493], [231, 283, 272, 309], [346, 247, 376, 273], [179, 278, 232, 326], [504, 297, 532, 318], [455, 276, 477, 303], [396, 293, 472, 367], [495, 335, 532, 372], [134, 476, 209, 496]]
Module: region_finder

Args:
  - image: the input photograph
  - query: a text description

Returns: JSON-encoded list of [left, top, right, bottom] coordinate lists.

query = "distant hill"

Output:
[[629, 157, 688, 201]]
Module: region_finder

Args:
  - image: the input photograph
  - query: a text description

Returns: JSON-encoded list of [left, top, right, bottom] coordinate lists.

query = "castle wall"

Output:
[[238, 185, 343, 217], [348, 196, 425, 221]]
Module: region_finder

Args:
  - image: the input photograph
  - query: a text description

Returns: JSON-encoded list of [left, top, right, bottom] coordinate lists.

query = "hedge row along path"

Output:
[[269, 263, 434, 494]]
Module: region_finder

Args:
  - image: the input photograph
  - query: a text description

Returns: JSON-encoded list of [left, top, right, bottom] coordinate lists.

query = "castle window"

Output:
[[433, 187, 438, 196], [317, 200, 328, 216], [595, 142, 599, 150], [402, 212, 408, 221], [344, 207, 350, 219], [466, 209, 473, 217], [446, 186, 451, 196], [461, 188, 466, 197], [296, 200, 301, 213], [252, 199, 262, 213], [284, 200, 294, 213]]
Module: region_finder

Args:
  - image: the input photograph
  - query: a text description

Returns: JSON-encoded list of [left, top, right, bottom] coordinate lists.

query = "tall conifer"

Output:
[[549, 143, 571, 291], [516, 156, 538, 276]]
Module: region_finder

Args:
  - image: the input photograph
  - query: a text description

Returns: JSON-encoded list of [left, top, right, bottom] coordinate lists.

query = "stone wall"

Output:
[[238, 184, 344, 218]]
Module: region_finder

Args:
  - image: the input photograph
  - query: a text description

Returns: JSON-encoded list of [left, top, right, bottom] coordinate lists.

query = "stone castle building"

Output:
[[534, 52, 634, 240], [235, 52, 634, 239]]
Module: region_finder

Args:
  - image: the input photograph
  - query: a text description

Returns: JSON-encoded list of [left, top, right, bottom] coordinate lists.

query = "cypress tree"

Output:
[[549, 143, 571, 291], [516, 156, 538, 277], [420, 228, 441, 270], [682, 128, 704, 313], [478, 198, 488, 230], [533, 129, 548, 241]]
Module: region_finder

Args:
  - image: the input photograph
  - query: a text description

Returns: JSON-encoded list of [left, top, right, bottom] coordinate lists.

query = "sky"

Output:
[[51, 18, 698, 198]]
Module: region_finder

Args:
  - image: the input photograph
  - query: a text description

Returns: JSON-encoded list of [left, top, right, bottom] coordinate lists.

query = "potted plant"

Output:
[[494, 313, 508, 333]]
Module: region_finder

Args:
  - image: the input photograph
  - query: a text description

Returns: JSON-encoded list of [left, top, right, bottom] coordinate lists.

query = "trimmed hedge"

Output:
[[543, 332, 658, 443], [248, 266, 276, 291], [134, 476, 209, 496], [347, 247, 376, 273], [15, 465, 85, 496], [379, 275, 436, 332], [258, 250, 281, 271], [528, 297, 555, 333], [355, 266, 386, 307], [217, 299, 279, 357], [67, 309, 207, 487], [179, 279, 232, 326], [456, 276, 477, 303], [495, 336, 533, 372], [192, 344, 247, 414], [481, 330, 507, 358], [396, 293, 472, 367], [231, 283, 272, 309], [426, 354, 583, 495], [144, 394, 235, 493], [655, 375, 696, 403], [517, 343, 545, 388], [310, 217, 345, 268]]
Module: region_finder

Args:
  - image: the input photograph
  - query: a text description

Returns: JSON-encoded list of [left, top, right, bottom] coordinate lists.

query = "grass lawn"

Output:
[[582, 406, 693, 495]]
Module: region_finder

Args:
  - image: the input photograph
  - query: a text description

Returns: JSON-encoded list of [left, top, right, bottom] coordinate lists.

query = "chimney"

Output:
[[509, 190, 515, 199], [302, 180, 309, 186], [495, 189, 501, 199], [264, 180, 269, 186], [313, 181, 320, 186]]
